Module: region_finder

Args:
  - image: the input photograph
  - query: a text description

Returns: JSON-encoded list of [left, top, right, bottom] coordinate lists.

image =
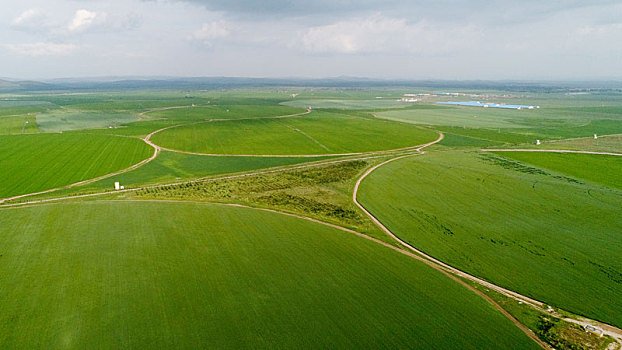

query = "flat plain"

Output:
[[1, 86, 621, 349]]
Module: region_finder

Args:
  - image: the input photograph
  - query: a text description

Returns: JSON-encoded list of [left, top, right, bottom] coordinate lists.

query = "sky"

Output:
[[1, 0, 621, 80]]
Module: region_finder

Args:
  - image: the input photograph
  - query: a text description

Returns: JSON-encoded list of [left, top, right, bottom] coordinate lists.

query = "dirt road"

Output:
[[482, 148, 622, 156]]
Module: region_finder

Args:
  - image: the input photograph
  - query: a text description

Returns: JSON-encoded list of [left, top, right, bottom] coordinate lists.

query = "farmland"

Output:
[[1, 84, 622, 349], [357, 151, 622, 327], [0, 201, 538, 349], [0, 133, 152, 199], [150, 111, 438, 155]]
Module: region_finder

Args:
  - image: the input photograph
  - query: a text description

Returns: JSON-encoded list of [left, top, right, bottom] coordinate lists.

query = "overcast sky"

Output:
[[1, 0, 621, 80]]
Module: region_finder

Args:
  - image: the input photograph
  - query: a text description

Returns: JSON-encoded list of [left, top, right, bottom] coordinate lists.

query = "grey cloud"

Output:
[[172, 0, 622, 25]]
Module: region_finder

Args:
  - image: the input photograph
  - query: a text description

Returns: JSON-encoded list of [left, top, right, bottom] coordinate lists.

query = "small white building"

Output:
[[114, 182, 120, 190], [536, 140, 541, 145], [585, 325, 604, 337]]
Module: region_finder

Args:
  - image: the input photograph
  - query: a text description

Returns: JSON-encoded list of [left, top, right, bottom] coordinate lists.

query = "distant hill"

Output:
[[1, 77, 621, 93], [0, 79, 55, 92]]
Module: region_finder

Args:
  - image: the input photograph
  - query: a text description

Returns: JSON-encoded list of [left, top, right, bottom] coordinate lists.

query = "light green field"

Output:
[[0, 115, 39, 134], [377, 105, 533, 128], [358, 151, 622, 327], [537, 135, 622, 153], [0, 201, 539, 349], [377, 105, 622, 135], [151, 112, 439, 155], [493, 151, 622, 190], [0, 100, 56, 117], [0, 134, 152, 198], [281, 99, 412, 110], [36, 112, 141, 133]]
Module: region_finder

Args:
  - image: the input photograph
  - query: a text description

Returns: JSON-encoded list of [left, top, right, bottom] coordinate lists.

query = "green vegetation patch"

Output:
[[0, 133, 152, 198], [358, 151, 622, 327], [0, 201, 539, 349], [493, 151, 622, 190], [133, 160, 381, 239], [150, 111, 438, 155]]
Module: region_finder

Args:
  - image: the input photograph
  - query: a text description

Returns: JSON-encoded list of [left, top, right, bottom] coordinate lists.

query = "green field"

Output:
[[493, 151, 622, 190], [358, 151, 622, 327], [0, 201, 539, 349], [147, 104, 304, 121], [151, 112, 439, 155], [0, 133, 152, 198]]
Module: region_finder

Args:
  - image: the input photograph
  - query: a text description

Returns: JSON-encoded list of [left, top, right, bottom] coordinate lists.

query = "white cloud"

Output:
[[68, 9, 99, 32], [10, 8, 51, 33], [11, 9, 46, 26], [297, 15, 481, 55], [192, 21, 230, 44], [5, 42, 78, 57]]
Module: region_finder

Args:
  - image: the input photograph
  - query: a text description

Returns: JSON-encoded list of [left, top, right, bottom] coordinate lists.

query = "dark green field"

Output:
[[0, 201, 539, 349], [0, 133, 153, 198], [358, 151, 622, 327]]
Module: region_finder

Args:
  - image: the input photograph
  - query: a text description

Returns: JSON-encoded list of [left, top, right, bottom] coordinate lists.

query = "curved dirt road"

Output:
[[0, 107, 311, 204], [143, 108, 443, 158], [354, 132, 622, 347]]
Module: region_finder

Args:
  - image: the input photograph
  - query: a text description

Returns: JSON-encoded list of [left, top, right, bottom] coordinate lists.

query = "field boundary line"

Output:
[[481, 149, 622, 156], [0, 149, 425, 209]]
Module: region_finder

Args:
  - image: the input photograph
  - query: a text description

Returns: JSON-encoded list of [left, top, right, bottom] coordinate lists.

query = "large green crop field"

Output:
[[358, 151, 622, 327], [0, 201, 538, 349], [150, 112, 439, 155], [0, 133, 152, 198]]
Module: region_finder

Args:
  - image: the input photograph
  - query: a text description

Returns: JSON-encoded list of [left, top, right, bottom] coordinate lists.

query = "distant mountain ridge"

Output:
[[1, 77, 621, 93], [0, 79, 54, 92]]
